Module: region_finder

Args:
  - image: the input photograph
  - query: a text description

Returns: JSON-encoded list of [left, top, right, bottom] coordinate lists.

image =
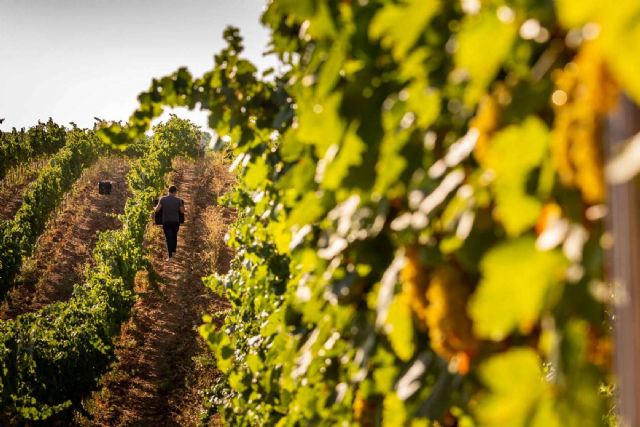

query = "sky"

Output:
[[0, 0, 277, 131]]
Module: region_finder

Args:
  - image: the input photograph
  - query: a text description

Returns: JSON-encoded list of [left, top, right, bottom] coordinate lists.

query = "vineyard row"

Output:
[[0, 119, 67, 181], [0, 129, 102, 297], [0, 118, 200, 420]]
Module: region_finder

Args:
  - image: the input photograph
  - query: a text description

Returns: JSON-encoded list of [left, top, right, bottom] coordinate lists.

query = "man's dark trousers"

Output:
[[162, 221, 180, 257]]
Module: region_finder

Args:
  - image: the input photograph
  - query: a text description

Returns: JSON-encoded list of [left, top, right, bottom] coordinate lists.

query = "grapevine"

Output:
[[94, 0, 640, 425], [0, 119, 66, 181]]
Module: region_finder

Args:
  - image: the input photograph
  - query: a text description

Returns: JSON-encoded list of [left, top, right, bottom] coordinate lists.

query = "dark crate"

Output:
[[98, 181, 112, 195]]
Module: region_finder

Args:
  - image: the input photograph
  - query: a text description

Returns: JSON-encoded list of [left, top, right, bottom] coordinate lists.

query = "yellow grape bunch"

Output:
[[401, 249, 478, 374], [551, 42, 618, 204], [471, 92, 501, 166]]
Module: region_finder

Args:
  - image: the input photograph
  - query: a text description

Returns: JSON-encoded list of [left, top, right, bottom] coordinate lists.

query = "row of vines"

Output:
[[0, 128, 102, 296], [0, 117, 201, 421], [101, 0, 640, 425], [0, 119, 67, 181]]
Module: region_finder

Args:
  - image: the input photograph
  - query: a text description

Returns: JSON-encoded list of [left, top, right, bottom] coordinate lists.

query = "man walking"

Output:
[[155, 185, 185, 260]]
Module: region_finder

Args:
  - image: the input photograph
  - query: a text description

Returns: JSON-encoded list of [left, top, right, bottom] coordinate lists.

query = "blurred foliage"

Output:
[[96, 0, 640, 425]]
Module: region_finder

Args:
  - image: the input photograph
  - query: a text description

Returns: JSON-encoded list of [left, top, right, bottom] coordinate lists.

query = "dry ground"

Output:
[[0, 157, 131, 319], [0, 156, 52, 221]]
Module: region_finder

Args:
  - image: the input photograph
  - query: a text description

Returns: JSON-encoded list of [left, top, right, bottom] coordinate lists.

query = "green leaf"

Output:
[[475, 348, 560, 427], [557, 320, 607, 427], [319, 125, 365, 190], [385, 294, 416, 361], [316, 37, 348, 97], [211, 332, 234, 374], [373, 135, 408, 197], [469, 237, 567, 340], [287, 192, 325, 227], [406, 82, 440, 129], [455, 9, 517, 106], [229, 370, 247, 393], [373, 97, 413, 197], [296, 92, 344, 156], [484, 117, 549, 236], [397, 49, 428, 82], [244, 156, 269, 190], [247, 352, 264, 373], [383, 393, 408, 427], [307, 2, 337, 39], [270, 220, 292, 254], [372, 347, 400, 394], [370, 0, 441, 61], [275, 0, 315, 18]]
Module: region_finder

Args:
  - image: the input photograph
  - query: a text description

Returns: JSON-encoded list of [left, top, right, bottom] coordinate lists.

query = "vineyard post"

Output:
[[607, 97, 640, 427]]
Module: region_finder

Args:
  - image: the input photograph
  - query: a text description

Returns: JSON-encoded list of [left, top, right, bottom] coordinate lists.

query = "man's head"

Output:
[[169, 185, 178, 194]]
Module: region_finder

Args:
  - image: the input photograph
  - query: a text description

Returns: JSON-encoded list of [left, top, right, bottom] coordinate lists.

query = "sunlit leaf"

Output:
[[383, 393, 408, 427], [469, 237, 567, 340], [319, 125, 365, 190], [475, 348, 560, 427], [370, 0, 441, 61], [554, 0, 600, 28], [455, 9, 517, 106], [288, 192, 325, 226], [296, 92, 344, 156], [244, 156, 269, 190], [385, 293, 416, 361], [407, 82, 441, 129], [484, 117, 550, 236]]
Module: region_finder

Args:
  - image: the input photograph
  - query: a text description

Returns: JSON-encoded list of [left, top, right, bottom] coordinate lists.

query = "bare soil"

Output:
[[0, 157, 50, 221], [0, 157, 131, 319]]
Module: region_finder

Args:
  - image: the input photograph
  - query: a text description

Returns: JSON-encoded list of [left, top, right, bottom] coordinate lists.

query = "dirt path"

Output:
[[0, 157, 50, 221], [0, 157, 131, 319], [82, 157, 230, 426]]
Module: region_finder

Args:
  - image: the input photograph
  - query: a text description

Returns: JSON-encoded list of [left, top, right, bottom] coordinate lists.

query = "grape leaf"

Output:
[[244, 156, 269, 190], [474, 348, 561, 427], [483, 117, 549, 236], [383, 393, 408, 427], [455, 8, 517, 106], [469, 236, 567, 340], [370, 0, 441, 61], [385, 293, 416, 362], [320, 125, 365, 190]]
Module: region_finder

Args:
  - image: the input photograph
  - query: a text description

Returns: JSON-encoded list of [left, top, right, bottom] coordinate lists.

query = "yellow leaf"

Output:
[[554, 0, 600, 28], [599, 3, 640, 104]]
